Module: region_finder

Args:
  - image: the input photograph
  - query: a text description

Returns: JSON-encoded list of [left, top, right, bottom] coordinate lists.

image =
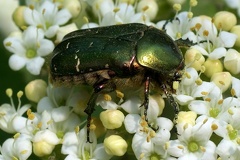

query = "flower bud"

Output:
[[213, 11, 237, 31], [231, 25, 240, 47], [178, 111, 197, 126], [177, 111, 197, 134], [137, 0, 158, 20], [185, 48, 205, 71], [33, 130, 59, 157], [13, 6, 27, 28], [224, 49, 240, 74], [100, 110, 124, 129], [63, 0, 81, 18], [55, 23, 78, 44], [25, 79, 47, 103], [211, 72, 232, 92], [203, 58, 223, 78], [104, 135, 128, 156]]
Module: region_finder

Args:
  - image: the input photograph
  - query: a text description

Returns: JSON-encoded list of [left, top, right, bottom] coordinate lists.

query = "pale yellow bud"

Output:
[[55, 23, 78, 44], [137, 0, 158, 20], [12, 6, 27, 28], [178, 111, 197, 126], [63, 0, 81, 18], [224, 49, 240, 74], [230, 25, 240, 47], [211, 72, 232, 92], [32, 130, 59, 157], [25, 79, 47, 103], [213, 11, 237, 31], [104, 135, 128, 156], [203, 59, 223, 78], [100, 110, 124, 129], [185, 48, 205, 71], [33, 141, 55, 157]]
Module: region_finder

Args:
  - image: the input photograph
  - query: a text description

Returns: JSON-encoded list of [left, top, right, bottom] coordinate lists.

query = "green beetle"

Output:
[[50, 23, 184, 142]]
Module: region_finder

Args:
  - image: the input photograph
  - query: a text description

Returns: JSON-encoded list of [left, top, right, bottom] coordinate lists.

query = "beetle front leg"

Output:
[[84, 81, 116, 143]]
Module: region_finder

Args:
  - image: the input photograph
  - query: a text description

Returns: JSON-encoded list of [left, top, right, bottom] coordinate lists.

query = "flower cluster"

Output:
[[1, 0, 240, 160]]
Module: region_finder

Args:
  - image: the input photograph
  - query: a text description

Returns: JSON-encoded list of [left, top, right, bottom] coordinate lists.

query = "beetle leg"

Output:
[[140, 77, 159, 131], [85, 93, 98, 143], [84, 81, 116, 143], [161, 83, 179, 128], [142, 76, 150, 120]]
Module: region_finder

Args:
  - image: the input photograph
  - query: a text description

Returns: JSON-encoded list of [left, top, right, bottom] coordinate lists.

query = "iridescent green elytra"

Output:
[[50, 23, 184, 142]]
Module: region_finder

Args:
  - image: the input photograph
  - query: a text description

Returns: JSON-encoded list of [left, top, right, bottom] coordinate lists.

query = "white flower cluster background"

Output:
[[1, 0, 240, 159]]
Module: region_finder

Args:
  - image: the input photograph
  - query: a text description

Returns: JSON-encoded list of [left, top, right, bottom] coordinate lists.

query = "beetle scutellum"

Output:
[[50, 23, 184, 142]]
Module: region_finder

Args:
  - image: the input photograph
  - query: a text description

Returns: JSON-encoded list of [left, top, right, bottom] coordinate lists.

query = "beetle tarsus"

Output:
[[161, 83, 179, 130], [86, 114, 93, 143], [85, 93, 98, 143]]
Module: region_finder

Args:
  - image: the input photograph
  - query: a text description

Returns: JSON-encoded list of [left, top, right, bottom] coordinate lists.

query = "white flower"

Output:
[[125, 114, 173, 159], [156, 12, 197, 41], [0, 134, 32, 160], [175, 67, 199, 105], [0, 90, 31, 133], [214, 101, 240, 159], [62, 128, 112, 160], [88, 1, 153, 26], [24, 1, 72, 38], [216, 139, 240, 160], [3, 26, 54, 75], [167, 116, 216, 159], [19, 85, 82, 142], [191, 18, 237, 59]]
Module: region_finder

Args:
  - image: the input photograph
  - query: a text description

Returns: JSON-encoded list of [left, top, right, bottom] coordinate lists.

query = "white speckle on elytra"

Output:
[[75, 58, 80, 72]]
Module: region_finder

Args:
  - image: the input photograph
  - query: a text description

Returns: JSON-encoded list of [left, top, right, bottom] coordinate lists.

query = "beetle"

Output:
[[50, 23, 184, 142]]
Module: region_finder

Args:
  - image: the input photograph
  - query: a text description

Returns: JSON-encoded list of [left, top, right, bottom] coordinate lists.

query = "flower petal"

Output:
[[124, 114, 140, 133], [219, 31, 237, 48], [26, 56, 45, 75], [37, 39, 54, 56], [8, 54, 27, 71], [55, 9, 72, 25]]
